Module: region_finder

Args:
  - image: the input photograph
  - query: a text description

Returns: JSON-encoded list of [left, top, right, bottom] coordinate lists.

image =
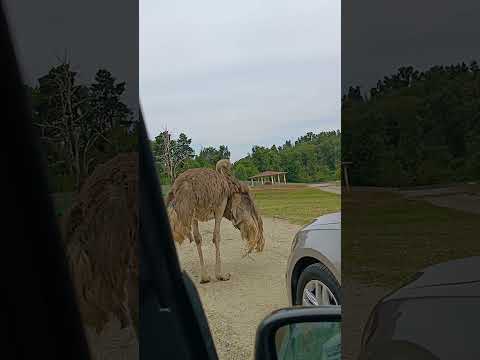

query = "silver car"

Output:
[[359, 256, 480, 359], [286, 211, 341, 306]]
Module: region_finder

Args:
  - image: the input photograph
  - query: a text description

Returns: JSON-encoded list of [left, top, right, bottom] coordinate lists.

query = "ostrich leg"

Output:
[[213, 198, 230, 281], [193, 219, 210, 283]]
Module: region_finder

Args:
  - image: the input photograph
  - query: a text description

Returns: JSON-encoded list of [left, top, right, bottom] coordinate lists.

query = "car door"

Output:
[[2, 2, 92, 358]]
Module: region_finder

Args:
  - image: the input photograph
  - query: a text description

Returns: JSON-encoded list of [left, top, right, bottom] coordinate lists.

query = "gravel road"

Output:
[[307, 182, 341, 194], [175, 216, 302, 360]]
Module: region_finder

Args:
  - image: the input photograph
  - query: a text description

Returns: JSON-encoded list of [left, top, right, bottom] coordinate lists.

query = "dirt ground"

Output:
[[342, 281, 390, 360], [175, 216, 302, 360], [82, 215, 300, 360]]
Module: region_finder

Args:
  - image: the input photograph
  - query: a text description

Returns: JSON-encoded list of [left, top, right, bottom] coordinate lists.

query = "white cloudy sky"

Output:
[[140, 0, 340, 161]]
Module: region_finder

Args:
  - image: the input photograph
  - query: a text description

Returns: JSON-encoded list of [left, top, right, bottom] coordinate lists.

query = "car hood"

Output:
[[383, 256, 480, 301], [302, 212, 341, 231]]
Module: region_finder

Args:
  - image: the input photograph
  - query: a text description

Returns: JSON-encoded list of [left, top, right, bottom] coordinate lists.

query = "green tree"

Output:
[[89, 69, 132, 131], [151, 130, 194, 183], [196, 145, 230, 167], [343, 62, 480, 186], [29, 62, 134, 192], [233, 158, 259, 180]]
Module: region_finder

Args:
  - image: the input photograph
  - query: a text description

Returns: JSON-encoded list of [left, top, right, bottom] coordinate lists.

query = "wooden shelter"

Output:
[[248, 170, 287, 186]]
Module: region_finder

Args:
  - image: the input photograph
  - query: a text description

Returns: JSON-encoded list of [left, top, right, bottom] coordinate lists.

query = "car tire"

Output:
[[295, 262, 342, 306]]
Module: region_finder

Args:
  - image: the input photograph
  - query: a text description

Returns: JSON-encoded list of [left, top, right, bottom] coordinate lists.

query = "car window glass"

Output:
[[141, 1, 341, 358], [4, 1, 139, 359]]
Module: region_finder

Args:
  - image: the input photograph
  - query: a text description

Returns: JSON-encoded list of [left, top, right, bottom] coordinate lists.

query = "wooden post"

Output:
[[284, 173, 286, 184], [278, 174, 280, 183], [344, 167, 350, 192], [261, 177, 264, 185], [271, 176, 274, 184], [251, 178, 253, 186], [342, 163, 351, 192]]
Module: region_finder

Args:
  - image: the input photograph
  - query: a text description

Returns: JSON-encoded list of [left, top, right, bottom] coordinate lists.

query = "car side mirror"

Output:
[[255, 306, 341, 360]]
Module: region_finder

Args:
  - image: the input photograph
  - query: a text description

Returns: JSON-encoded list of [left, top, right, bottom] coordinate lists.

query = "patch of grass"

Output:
[[160, 184, 171, 199], [343, 191, 480, 288], [251, 185, 341, 225]]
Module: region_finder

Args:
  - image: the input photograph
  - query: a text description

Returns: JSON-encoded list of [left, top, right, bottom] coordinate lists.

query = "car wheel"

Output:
[[295, 263, 341, 306]]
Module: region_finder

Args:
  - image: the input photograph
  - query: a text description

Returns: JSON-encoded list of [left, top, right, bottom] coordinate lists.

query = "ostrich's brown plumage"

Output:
[[166, 159, 264, 283], [62, 152, 138, 335]]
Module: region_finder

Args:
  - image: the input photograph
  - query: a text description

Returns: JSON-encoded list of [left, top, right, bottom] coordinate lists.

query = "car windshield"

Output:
[[141, 1, 341, 358]]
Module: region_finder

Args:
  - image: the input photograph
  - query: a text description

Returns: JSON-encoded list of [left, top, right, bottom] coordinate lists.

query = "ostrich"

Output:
[[166, 159, 264, 283], [62, 152, 138, 336]]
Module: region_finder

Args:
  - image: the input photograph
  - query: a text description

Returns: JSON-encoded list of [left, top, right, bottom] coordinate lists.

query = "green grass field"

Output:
[[251, 185, 341, 225], [161, 183, 341, 225], [343, 191, 480, 288]]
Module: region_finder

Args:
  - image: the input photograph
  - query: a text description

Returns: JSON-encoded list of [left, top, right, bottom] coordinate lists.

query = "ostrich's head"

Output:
[[226, 192, 265, 254], [215, 159, 233, 176]]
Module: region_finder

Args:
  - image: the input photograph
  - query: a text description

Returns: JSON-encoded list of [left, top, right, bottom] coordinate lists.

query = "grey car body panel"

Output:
[[383, 256, 480, 301], [301, 211, 341, 231], [286, 212, 341, 305], [360, 297, 480, 359], [360, 257, 480, 359]]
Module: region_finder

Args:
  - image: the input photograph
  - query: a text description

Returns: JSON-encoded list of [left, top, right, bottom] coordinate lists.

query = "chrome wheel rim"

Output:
[[302, 280, 338, 306]]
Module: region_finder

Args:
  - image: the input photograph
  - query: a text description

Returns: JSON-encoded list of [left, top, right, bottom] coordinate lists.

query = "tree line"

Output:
[[152, 129, 341, 184], [343, 62, 480, 186], [26, 62, 136, 193]]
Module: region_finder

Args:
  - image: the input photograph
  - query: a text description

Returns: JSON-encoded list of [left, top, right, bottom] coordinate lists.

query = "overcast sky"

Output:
[[140, 0, 340, 161], [5, 1, 137, 108], [342, 0, 480, 92]]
